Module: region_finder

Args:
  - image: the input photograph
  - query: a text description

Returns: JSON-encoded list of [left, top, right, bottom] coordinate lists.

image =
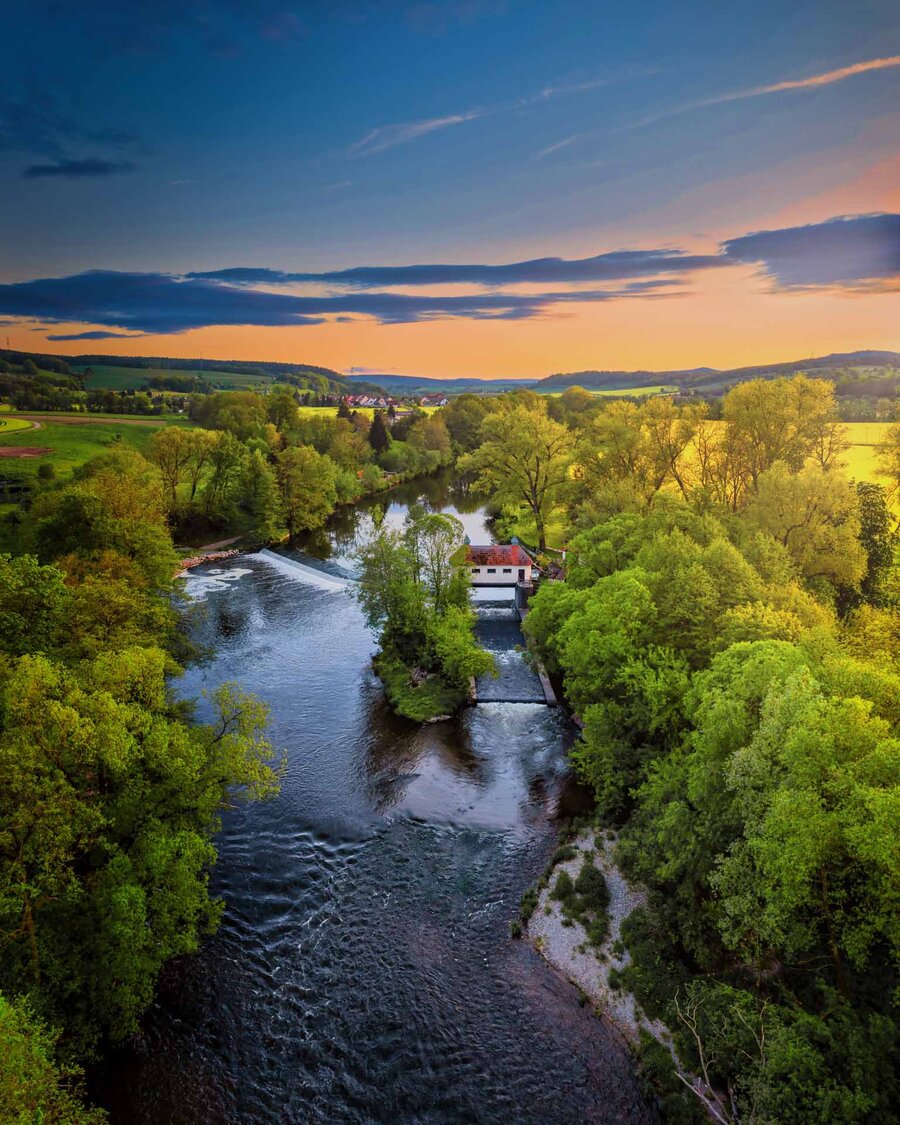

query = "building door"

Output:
[[518, 568, 525, 582]]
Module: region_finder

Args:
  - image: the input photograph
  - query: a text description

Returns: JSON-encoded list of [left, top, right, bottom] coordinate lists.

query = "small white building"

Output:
[[460, 544, 532, 586]]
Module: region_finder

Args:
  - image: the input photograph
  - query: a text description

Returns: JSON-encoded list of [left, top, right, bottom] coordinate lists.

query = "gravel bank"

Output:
[[527, 829, 671, 1049]]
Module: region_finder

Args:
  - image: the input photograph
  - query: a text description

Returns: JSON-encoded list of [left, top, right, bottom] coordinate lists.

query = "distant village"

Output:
[[301, 390, 450, 410]]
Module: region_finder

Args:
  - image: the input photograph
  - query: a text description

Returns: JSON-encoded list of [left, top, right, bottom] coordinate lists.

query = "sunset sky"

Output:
[[1, 1, 898, 378]]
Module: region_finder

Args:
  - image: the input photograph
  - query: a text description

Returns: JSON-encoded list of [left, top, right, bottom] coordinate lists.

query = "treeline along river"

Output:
[[95, 475, 656, 1124]]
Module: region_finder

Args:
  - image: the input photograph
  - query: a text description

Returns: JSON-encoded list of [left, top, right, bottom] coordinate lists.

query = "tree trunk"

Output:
[[534, 507, 546, 551]]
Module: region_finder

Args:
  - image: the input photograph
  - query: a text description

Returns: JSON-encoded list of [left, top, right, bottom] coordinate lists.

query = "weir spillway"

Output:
[[473, 598, 550, 705]]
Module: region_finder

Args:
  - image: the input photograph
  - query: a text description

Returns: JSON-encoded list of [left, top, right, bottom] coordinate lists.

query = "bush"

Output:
[[552, 869, 575, 903]]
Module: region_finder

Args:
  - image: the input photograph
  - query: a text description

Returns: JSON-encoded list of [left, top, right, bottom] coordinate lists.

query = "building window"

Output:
[[487, 567, 496, 574], [502, 567, 511, 573], [471, 568, 478, 574]]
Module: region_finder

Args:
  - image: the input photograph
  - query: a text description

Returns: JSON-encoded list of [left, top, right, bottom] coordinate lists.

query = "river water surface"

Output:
[[97, 477, 655, 1124]]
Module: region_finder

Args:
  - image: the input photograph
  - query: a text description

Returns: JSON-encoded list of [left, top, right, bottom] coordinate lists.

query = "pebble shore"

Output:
[[527, 829, 671, 1049]]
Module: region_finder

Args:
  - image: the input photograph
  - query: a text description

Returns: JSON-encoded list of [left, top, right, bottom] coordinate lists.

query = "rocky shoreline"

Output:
[[527, 829, 672, 1048], [527, 829, 729, 1121]]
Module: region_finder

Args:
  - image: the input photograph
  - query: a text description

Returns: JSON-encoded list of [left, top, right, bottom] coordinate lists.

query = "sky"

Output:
[[0, 0, 898, 378]]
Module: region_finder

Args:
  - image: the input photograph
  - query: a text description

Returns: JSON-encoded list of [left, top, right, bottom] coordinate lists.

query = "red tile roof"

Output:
[[465, 544, 532, 566]]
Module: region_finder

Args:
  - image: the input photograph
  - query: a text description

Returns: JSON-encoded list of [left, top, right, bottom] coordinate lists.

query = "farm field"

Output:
[[842, 421, 892, 485], [73, 364, 279, 391], [0, 417, 188, 478], [543, 384, 678, 398]]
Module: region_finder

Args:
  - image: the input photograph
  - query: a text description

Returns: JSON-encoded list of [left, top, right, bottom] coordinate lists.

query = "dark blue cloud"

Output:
[[189, 215, 900, 294], [45, 329, 148, 340], [23, 159, 137, 178], [722, 213, 900, 289], [0, 269, 678, 335], [4, 215, 896, 337], [188, 248, 726, 288]]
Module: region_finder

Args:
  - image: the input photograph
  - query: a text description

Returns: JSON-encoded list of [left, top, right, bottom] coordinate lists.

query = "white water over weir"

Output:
[[254, 548, 355, 590]]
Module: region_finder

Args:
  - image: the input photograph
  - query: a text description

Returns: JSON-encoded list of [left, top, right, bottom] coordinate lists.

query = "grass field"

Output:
[[0, 417, 186, 478], [0, 416, 36, 434], [73, 364, 279, 391], [543, 384, 678, 398]]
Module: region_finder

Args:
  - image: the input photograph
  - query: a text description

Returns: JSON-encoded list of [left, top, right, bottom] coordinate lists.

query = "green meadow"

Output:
[[543, 384, 678, 397], [0, 417, 189, 478], [74, 364, 278, 390]]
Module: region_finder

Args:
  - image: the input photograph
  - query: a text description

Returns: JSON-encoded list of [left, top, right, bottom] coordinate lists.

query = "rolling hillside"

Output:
[[0, 349, 381, 396], [347, 373, 538, 394], [536, 351, 900, 394]]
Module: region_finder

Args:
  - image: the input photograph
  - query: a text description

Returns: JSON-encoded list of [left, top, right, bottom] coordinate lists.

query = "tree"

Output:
[[26, 451, 178, 590], [407, 414, 452, 469], [839, 482, 896, 612], [0, 648, 280, 1050], [202, 430, 247, 522], [747, 462, 865, 589], [266, 390, 298, 431], [442, 394, 490, 452], [368, 410, 391, 454], [275, 446, 338, 539], [404, 507, 467, 613], [236, 449, 282, 542], [0, 554, 69, 658], [459, 403, 571, 549], [327, 419, 371, 471], [876, 421, 900, 513], [190, 391, 267, 442], [0, 993, 106, 1123], [147, 426, 197, 509], [722, 375, 846, 489]]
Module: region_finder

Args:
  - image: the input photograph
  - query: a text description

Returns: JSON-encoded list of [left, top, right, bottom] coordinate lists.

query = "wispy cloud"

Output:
[[631, 54, 900, 129], [22, 158, 136, 178], [347, 70, 621, 156], [189, 248, 726, 288], [534, 135, 579, 159], [348, 110, 484, 156]]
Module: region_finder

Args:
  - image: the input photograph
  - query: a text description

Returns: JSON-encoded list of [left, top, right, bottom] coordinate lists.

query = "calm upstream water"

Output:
[[96, 477, 656, 1124]]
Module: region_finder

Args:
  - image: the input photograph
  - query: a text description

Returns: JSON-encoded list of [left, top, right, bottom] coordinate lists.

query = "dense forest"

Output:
[[482, 377, 899, 1122]]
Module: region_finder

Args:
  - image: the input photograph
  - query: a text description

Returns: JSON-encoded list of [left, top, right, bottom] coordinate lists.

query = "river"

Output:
[[95, 475, 656, 1124]]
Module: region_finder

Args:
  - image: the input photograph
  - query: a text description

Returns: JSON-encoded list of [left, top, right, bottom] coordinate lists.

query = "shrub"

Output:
[[552, 869, 575, 903]]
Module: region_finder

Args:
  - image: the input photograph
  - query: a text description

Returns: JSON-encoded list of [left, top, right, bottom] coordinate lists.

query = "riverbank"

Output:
[[527, 829, 670, 1047], [527, 830, 731, 1122]]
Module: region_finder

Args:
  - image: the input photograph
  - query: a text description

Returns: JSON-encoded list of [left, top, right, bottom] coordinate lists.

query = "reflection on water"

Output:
[[299, 469, 493, 569], [95, 482, 655, 1125]]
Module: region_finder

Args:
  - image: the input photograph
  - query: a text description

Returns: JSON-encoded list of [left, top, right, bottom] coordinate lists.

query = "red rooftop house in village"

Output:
[[454, 544, 533, 587]]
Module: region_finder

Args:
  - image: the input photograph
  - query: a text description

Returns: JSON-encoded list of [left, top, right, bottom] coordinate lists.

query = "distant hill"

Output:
[[536, 352, 900, 395], [347, 373, 538, 395], [0, 348, 382, 396]]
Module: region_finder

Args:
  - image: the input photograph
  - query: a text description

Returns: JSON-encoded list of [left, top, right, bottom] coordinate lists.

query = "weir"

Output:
[[473, 595, 554, 706], [255, 552, 555, 706], [255, 548, 356, 590]]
